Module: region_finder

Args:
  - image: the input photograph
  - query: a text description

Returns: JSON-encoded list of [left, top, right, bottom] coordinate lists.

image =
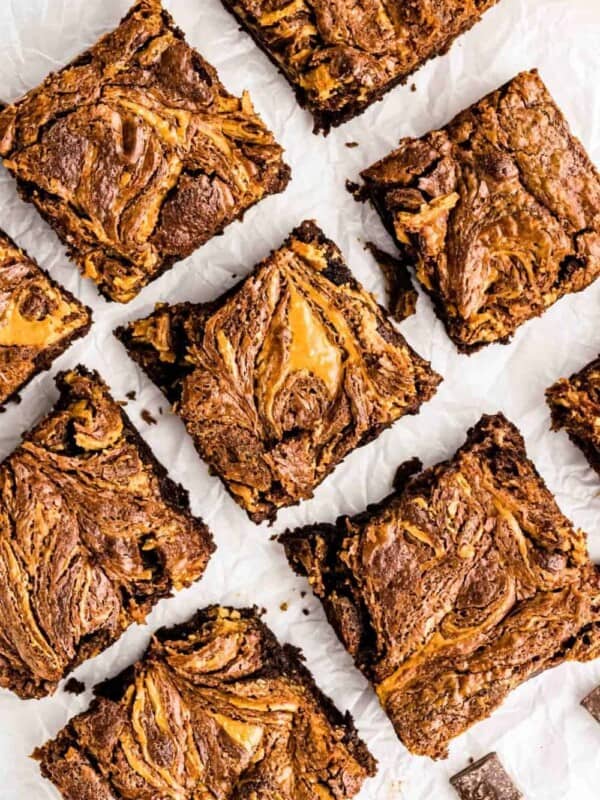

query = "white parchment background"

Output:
[[0, 1, 600, 797]]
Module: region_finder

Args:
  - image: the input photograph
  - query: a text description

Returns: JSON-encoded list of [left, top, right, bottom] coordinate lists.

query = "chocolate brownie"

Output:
[[0, 0, 290, 303], [221, 0, 500, 132], [117, 220, 441, 523], [359, 70, 600, 352], [281, 414, 600, 758], [547, 356, 600, 478], [34, 606, 376, 800], [581, 685, 600, 724], [0, 367, 214, 699], [450, 754, 522, 800], [0, 231, 91, 404]]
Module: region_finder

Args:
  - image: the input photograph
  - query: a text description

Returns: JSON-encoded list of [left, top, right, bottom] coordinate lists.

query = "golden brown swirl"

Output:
[[0, 0, 290, 303], [0, 231, 90, 404], [0, 367, 213, 699], [118, 221, 441, 523], [282, 414, 600, 758], [361, 70, 600, 351], [222, 0, 499, 130], [35, 606, 376, 800]]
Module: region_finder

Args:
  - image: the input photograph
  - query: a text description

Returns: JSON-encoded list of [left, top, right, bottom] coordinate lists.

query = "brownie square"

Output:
[[546, 356, 600, 477], [0, 367, 214, 699], [0, 0, 290, 303], [34, 605, 376, 800], [360, 70, 600, 352], [116, 220, 441, 523], [221, 0, 500, 132], [450, 753, 522, 800], [0, 231, 91, 405], [581, 685, 600, 724], [281, 414, 600, 758]]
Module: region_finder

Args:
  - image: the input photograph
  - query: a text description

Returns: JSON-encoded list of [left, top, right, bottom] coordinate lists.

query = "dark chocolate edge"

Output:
[[220, 0, 499, 134], [115, 220, 441, 524]]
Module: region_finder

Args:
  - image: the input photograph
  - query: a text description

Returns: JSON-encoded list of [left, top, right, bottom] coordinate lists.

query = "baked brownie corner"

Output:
[[0, 365, 213, 699], [282, 412, 600, 758], [360, 69, 600, 352], [0, 0, 290, 302], [221, 0, 501, 132], [35, 605, 376, 800], [118, 221, 441, 523], [0, 230, 91, 405]]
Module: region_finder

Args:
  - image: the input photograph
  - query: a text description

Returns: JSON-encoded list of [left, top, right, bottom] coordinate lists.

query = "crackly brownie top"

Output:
[[547, 356, 600, 469], [0, 0, 290, 303], [282, 414, 600, 758], [361, 70, 600, 351], [0, 232, 90, 404], [0, 367, 213, 699], [35, 606, 376, 800], [224, 0, 499, 129], [118, 220, 441, 523]]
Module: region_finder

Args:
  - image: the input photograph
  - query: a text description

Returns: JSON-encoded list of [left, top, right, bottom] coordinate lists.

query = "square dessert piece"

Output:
[[117, 220, 441, 523], [0, 231, 91, 405], [0, 367, 214, 699], [450, 753, 522, 800], [0, 0, 290, 303], [547, 356, 600, 477], [34, 605, 376, 800], [360, 70, 600, 352], [221, 0, 500, 132], [282, 414, 600, 758]]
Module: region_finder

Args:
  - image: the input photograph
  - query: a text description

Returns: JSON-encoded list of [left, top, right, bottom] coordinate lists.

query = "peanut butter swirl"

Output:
[[0, 367, 214, 699], [118, 221, 441, 523], [282, 414, 600, 758], [361, 70, 600, 352], [35, 606, 376, 800], [0, 0, 290, 303], [0, 231, 90, 404], [222, 0, 499, 131]]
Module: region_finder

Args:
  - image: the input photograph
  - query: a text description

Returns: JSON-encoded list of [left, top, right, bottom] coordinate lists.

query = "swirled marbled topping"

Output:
[[35, 606, 376, 800], [222, 0, 500, 131], [282, 414, 600, 758], [118, 221, 441, 523], [0, 0, 290, 303], [0, 231, 90, 404], [0, 367, 214, 699], [361, 70, 600, 351]]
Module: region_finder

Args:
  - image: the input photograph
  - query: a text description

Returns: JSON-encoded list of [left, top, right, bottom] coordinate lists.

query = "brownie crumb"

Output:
[[346, 180, 368, 202], [280, 602, 289, 612], [64, 677, 86, 696], [126, 390, 137, 401], [302, 608, 310, 616], [300, 591, 307, 598], [365, 242, 418, 322], [345, 142, 359, 148], [410, 83, 417, 92], [141, 409, 158, 426]]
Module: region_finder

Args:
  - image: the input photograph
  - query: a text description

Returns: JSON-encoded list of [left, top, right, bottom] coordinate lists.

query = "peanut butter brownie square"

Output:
[[547, 355, 600, 478], [221, 0, 500, 132], [0, 367, 214, 699], [360, 70, 600, 351], [0, 0, 290, 303], [0, 231, 91, 405], [117, 220, 441, 523], [34, 606, 376, 800], [282, 414, 600, 758]]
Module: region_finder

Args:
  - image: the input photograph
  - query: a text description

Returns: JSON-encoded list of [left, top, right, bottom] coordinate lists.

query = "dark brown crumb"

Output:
[[302, 608, 310, 616], [64, 677, 86, 696], [141, 409, 158, 426], [410, 83, 417, 92], [345, 142, 359, 148], [346, 180, 368, 202], [280, 602, 289, 612], [301, 591, 307, 598], [126, 390, 137, 401], [365, 242, 418, 322]]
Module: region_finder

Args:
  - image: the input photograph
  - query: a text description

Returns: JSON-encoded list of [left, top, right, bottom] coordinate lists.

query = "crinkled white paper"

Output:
[[1, 1, 600, 797]]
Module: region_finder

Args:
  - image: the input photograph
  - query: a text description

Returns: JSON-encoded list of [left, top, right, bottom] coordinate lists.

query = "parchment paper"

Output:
[[0, 1, 600, 797]]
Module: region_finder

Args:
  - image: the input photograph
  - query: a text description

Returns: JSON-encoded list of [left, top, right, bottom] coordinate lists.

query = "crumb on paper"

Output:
[[141, 409, 158, 426], [64, 677, 86, 696], [126, 390, 137, 401], [410, 83, 416, 92], [345, 141, 359, 148], [280, 602, 289, 612], [302, 608, 310, 616], [346, 179, 368, 202], [365, 242, 418, 323]]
